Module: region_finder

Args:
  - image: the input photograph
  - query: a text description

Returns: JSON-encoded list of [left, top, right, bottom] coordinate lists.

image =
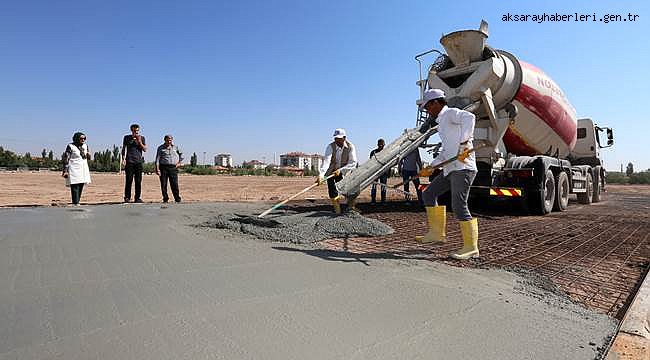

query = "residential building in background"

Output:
[[242, 160, 266, 170], [280, 152, 323, 171], [214, 153, 233, 167]]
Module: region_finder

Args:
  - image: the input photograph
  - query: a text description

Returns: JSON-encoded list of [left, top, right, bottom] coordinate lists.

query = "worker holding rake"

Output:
[[416, 89, 480, 260], [316, 128, 358, 214]]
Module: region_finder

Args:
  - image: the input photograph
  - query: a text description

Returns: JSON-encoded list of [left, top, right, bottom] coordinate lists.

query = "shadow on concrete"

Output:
[[271, 246, 428, 266]]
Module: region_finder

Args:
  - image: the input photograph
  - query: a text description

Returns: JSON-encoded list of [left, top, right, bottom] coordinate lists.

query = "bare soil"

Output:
[[0, 171, 407, 206]]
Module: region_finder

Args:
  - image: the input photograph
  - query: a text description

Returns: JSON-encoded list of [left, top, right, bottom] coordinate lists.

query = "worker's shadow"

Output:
[[271, 246, 427, 266]]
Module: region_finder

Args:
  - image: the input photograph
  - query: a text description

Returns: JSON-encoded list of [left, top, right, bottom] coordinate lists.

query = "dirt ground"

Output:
[[0, 171, 407, 207], [1, 171, 648, 207]]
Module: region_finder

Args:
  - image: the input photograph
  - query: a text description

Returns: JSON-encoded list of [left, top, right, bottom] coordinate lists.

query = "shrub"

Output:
[[629, 171, 650, 184], [606, 171, 628, 184], [185, 166, 216, 175]]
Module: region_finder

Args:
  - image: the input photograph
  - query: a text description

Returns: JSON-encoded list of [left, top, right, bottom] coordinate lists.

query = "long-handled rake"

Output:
[[233, 174, 336, 227]]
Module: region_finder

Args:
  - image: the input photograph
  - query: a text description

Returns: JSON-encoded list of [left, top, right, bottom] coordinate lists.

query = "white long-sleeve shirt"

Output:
[[431, 105, 477, 175], [318, 141, 358, 176]]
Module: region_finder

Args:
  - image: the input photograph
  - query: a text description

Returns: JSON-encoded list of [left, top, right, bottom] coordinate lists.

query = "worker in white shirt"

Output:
[[316, 128, 358, 214], [416, 89, 479, 260]]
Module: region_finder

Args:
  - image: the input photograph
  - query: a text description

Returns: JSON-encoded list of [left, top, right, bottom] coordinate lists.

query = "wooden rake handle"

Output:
[[258, 174, 336, 218]]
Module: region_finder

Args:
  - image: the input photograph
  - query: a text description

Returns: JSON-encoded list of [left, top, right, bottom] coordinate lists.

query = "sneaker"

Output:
[[174, 199, 182, 203], [134, 198, 144, 203], [162, 199, 169, 203], [124, 198, 131, 203]]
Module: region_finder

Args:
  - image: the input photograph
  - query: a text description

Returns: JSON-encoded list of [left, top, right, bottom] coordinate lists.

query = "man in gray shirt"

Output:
[[155, 134, 184, 203], [398, 149, 424, 206]]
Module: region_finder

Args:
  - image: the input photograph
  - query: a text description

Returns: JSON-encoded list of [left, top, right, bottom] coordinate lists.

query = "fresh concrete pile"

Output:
[[205, 210, 393, 244]]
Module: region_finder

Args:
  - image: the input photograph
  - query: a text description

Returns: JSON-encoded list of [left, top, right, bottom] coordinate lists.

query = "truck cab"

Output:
[[569, 118, 614, 167]]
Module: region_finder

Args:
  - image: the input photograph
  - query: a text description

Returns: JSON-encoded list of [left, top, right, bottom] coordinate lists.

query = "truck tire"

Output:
[[528, 169, 555, 215], [592, 167, 602, 203], [577, 172, 593, 204], [553, 171, 569, 211]]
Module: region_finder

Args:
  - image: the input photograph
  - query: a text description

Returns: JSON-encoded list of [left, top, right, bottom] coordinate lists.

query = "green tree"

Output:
[[112, 145, 120, 162], [48, 150, 54, 162], [626, 162, 634, 176], [190, 152, 198, 167], [0, 147, 18, 166], [41, 148, 47, 159]]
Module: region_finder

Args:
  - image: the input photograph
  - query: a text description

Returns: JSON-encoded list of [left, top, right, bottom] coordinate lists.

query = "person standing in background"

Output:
[[62, 132, 91, 205], [398, 148, 424, 206], [155, 135, 183, 203], [369, 138, 388, 204], [121, 124, 147, 203]]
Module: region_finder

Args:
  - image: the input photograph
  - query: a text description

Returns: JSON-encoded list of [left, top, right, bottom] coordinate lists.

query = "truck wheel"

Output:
[[577, 172, 593, 204], [528, 169, 555, 215], [553, 171, 569, 211], [592, 168, 602, 203]]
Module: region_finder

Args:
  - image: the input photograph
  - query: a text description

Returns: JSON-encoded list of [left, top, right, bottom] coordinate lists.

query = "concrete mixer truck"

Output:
[[336, 20, 613, 215]]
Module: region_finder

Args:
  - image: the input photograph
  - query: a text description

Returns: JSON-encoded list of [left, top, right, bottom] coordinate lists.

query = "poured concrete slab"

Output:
[[0, 203, 616, 360]]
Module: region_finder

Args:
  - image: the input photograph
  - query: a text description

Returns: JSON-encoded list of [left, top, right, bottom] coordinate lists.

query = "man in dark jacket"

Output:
[[121, 124, 147, 203]]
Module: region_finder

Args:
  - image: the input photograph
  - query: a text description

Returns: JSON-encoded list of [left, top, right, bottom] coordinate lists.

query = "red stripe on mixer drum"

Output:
[[514, 84, 577, 148], [514, 62, 577, 149], [503, 127, 541, 156]]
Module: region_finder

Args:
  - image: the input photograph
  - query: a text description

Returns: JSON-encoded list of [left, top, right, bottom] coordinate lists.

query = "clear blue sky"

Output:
[[1, 0, 648, 171]]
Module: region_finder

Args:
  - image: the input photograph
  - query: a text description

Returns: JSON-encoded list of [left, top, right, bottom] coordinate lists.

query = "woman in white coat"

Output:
[[62, 132, 92, 205]]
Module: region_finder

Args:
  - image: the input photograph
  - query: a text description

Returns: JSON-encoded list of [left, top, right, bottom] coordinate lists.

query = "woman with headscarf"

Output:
[[62, 132, 92, 205]]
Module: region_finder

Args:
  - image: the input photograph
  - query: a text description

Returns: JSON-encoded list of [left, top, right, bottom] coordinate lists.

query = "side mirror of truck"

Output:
[[606, 128, 614, 146], [594, 126, 614, 148]]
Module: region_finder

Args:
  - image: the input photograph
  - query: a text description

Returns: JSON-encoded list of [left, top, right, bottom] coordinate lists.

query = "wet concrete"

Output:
[[0, 202, 617, 360], [204, 210, 394, 243]]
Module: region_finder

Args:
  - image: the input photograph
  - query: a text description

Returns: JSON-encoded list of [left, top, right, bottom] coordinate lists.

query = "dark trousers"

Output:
[[423, 170, 477, 220], [124, 162, 143, 200], [159, 165, 181, 202], [371, 174, 388, 203], [402, 170, 423, 205], [70, 183, 84, 204], [327, 173, 344, 199]]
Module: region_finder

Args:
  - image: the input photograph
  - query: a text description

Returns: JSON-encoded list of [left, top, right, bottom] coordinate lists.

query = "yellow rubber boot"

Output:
[[331, 196, 342, 214], [415, 206, 446, 243], [450, 218, 479, 260]]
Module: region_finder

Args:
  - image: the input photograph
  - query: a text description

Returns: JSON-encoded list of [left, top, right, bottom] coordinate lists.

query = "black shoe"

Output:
[[174, 199, 182, 203], [124, 198, 131, 203], [162, 199, 169, 203], [134, 198, 144, 203]]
